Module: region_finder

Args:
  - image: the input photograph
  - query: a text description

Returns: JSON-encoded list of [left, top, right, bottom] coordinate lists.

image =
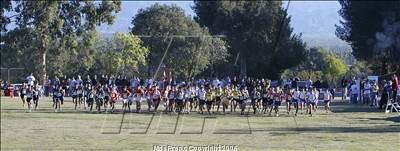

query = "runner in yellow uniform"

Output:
[[205, 87, 214, 114]]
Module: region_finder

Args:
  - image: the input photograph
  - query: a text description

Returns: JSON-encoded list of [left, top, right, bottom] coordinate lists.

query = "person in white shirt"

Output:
[[198, 87, 206, 114], [152, 87, 161, 112], [306, 88, 317, 116], [323, 89, 333, 113], [26, 73, 35, 87], [363, 81, 371, 105], [350, 82, 358, 104], [299, 88, 307, 114], [292, 88, 301, 116], [184, 87, 192, 113]]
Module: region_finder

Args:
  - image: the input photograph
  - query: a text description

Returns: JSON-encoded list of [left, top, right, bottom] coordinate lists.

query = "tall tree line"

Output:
[[1, 1, 121, 83], [2, 1, 310, 82]]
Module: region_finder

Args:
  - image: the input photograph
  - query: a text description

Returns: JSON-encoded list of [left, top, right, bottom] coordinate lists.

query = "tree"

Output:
[[131, 4, 228, 80], [282, 47, 347, 86], [94, 33, 149, 76], [1, 28, 38, 76], [0, 0, 12, 32], [336, 1, 400, 74], [8, 1, 121, 83], [322, 52, 347, 86], [346, 61, 372, 79], [193, 1, 307, 79]]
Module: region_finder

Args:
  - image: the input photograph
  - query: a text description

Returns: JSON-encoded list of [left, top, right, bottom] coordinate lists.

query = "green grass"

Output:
[[1, 96, 399, 151]]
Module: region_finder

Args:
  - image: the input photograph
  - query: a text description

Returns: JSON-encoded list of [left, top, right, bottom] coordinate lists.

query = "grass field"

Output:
[[1, 96, 399, 151]]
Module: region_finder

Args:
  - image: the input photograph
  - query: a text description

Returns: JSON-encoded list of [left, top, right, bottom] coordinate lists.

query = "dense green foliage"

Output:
[[193, 1, 307, 79], [1, 1, 121, 82], [131, 4, 228, 80], [282, 47, 347, 86], [94, 33, 149, 76]]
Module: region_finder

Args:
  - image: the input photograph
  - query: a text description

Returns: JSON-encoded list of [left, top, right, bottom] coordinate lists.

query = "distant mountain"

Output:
[[286, 1, 351, 52]]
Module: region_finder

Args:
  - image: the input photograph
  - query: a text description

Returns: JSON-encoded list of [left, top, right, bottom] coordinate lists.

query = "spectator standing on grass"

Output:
[[379, 81, 391, 109], [391, 74, 398, 102], [350, 82, 358, 104], [306, 77, 313, 89], [363, 80, 371, 105], [341, 78, 348, 100], [371, 82, 379, 107]]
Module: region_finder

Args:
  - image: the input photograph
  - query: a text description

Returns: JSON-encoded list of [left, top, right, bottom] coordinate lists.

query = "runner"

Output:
[[215, 86, 223, 113], [272, 87, 282, 117], [26, 73, 35, 87], [231, 86, 240, 112], [86, 87, 95, 112], [52, 86, 58, 108], [184, 86, 192, 113], [205, 87, 214, 114], [72, 85, 78, 106], [95, 86, 105, 112], [54, 87, 63, 112], [32, 84, 40, 110], [240, 86, 249, 115], [109, 87, 118, 112], [323, 89, 333, 113], [299, 88, 307, 114], [120, 87, 131, 112], [76, 85, 84, 110], [25, 87, 33, 112], [162, 86, 169, 112], [145, 87, 153, 112], [103, 85, 110, 111], [222, 85, 231, 114], [261, 87, 270, 114], [19, 83, 27, 107], [135, 86, 144, 113], [168, 86, 176, 113], [198, 86, 206, 114], [176, 87, 185, 113], [152, 86, 161, 112], [307, 88, 317, 117], [285, 87, 293, 114], [292, 87, 300, 116]]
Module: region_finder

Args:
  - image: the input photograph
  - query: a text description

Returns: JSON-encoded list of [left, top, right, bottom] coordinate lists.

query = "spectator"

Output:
[[350, 82, 358, 104], [341, 78, 348, 100], [391, 74, 398, 102], [379, 80, 391, 109]]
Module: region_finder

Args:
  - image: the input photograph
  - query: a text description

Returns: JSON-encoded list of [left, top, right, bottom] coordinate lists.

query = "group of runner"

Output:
[[18, 75, 334, 116]]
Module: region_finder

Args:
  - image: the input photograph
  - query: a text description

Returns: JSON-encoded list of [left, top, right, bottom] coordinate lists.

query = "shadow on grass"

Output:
[[364, 116, 400, 123], [251, 125, 400, 134], [330, 101, 382, 113]]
